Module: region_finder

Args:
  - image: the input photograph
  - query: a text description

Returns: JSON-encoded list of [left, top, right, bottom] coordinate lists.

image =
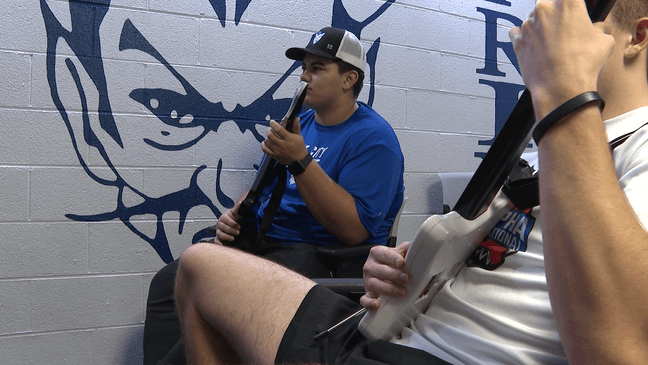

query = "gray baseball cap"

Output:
[[285, 27, 366, 73]]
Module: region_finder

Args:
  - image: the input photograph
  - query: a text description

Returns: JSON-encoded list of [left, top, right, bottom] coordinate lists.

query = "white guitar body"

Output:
[[358, 191, 513, 341]]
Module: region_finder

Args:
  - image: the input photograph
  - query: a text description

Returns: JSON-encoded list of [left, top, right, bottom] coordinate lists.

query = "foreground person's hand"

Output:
[[360, 241, 411, 311]]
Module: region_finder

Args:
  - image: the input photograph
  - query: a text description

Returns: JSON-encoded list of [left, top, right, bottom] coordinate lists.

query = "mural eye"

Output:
[[130, 87, 201, 129], [136, 89, 208, 150], [179, 114, 195, 125], [148, 98, 194, 129], [167, 109, 194, 125]]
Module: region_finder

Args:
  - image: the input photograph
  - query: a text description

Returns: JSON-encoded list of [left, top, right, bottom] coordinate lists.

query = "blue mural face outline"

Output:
[[40, 0, 394, 263]]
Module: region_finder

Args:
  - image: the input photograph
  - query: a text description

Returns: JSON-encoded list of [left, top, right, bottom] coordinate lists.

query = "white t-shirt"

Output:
[[392, 107, 648, 364]]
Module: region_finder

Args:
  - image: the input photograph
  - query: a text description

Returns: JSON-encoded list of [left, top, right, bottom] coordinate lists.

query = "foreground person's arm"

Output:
[[511, 1, 648, 363]]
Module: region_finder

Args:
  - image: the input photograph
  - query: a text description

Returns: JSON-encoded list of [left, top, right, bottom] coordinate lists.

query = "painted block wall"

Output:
[[0, 0, 532, 363]]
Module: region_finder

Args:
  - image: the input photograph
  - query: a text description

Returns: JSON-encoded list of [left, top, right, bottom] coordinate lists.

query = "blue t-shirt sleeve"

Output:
[[337, 142, 403, 237]]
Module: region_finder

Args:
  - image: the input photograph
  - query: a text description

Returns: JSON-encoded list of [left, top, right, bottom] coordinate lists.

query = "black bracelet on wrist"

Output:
[[532, 91, 605, 145], [287, 153, 313, 176]]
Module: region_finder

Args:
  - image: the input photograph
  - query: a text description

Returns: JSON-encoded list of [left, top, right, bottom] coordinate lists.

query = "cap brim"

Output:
[[285, 47, 340, 62]]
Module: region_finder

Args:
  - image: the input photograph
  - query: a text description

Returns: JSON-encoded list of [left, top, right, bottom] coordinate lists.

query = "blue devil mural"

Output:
[[40, 0, 525, 264], [40, 0, 395, 263]]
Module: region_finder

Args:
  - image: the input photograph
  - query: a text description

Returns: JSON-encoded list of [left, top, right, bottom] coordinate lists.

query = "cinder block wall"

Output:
[[0, 0, 531, 363]]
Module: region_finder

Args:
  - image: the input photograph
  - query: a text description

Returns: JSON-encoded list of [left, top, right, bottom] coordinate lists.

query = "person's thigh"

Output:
[[176, 243, 316, 364], [145, 242, 331, 365]]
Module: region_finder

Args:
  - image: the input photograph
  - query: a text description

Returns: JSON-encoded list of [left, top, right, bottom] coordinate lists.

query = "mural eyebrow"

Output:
[[119, 19, 168, 67], [118, 18, 307, 147], [331, 0, 395, 37]]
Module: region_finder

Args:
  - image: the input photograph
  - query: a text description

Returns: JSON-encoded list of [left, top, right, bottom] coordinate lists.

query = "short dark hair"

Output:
[[611, 0, 648, 27], [336, 61, 364, 98], [609, 0, 648, 75]]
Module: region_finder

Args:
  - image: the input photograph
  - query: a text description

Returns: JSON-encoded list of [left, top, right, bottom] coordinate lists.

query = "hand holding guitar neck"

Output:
[[236, 81, 309, 220]]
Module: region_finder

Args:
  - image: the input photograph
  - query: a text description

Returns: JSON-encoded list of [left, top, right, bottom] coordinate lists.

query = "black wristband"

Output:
[[287, 153, 313, 176], [532, 91, 605, 145]]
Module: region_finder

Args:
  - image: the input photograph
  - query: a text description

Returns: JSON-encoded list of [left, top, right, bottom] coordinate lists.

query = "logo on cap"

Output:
[[313, 31, 325, 45]]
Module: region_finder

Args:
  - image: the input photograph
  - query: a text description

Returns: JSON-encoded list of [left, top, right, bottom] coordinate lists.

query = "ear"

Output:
[[626, 18, 648, 58], [342, 69, 359, 90]]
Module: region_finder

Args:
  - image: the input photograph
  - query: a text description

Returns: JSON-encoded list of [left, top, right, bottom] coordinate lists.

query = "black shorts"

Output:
[[275, 285, 450, 365]]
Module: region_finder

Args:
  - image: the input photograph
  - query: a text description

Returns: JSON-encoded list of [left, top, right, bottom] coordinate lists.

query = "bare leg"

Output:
[[175, 242, 316, 365]]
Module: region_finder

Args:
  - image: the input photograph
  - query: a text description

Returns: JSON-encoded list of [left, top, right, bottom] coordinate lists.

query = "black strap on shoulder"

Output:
[[503, 122, 648, 209], [609, 121, 648, 150], [502, 159, 539, 209], [502, 176, 540, 210]]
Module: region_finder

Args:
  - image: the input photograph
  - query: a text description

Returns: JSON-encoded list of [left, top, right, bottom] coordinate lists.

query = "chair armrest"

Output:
[[316, 244, 374, 258]]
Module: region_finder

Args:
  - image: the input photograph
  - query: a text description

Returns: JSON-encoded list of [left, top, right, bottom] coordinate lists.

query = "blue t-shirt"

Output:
[[255, 102, 404, 246]]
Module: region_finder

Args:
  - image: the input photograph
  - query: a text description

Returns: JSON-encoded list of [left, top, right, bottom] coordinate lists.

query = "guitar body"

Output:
[[358, 192, 513, 341]]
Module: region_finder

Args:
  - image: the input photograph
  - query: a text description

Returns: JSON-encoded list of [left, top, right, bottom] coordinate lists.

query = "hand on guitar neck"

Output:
[[215, 82, 308, 247], [360, 242, 412, 311], [260, 116, 307, 165], [260, 81, 309, 166]]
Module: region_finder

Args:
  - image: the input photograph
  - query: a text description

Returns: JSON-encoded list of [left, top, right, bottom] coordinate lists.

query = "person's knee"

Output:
[[176, 242, 215, 283], [174, 244, 214, 315]]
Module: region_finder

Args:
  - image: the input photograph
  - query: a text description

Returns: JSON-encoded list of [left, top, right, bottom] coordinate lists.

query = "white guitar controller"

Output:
[[358, 191, 513, 341]]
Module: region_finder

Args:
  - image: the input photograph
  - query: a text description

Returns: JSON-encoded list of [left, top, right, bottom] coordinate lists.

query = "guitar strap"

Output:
[[502, 174, 540, 210], [251, 164, 287, 254], [609, 121, 648, 150], [503, 123, 648, 209]]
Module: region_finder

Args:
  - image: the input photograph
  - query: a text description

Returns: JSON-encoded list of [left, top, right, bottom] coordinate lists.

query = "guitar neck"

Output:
[[249, 154, 277, 194], [237, 82, 309, 217], [453, 0, 616, 220]]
